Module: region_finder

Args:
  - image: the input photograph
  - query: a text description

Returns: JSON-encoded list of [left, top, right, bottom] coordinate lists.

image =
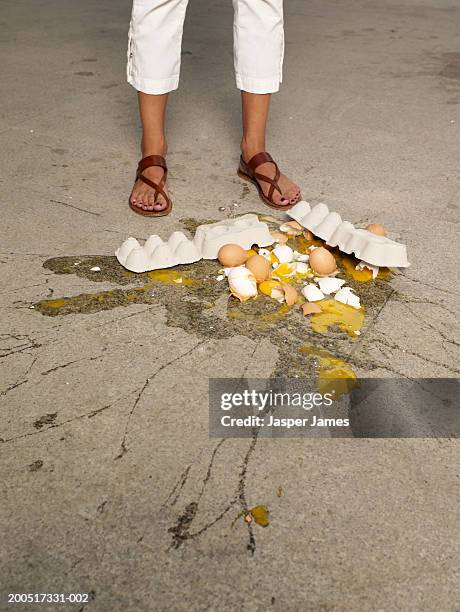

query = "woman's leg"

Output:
[[127, 0, 189, 212], [234, 0, 300, 206], [240, 92, 300, 206], [130, 93, 169, 212]]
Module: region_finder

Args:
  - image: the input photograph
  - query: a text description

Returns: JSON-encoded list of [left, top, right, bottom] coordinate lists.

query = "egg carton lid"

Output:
[[116, 214, 274, 273], [287, 201, 409, 267]]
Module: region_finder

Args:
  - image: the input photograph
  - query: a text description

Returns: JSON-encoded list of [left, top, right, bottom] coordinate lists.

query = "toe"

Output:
[[146, 195, 156, 211], [153, 197, 167, 211], [272, 192, 291, 207]]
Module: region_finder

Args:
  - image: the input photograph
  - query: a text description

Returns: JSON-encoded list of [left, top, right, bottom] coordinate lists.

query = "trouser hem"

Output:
[[235, 73, 281, 94], [127, 74, 180, 95]]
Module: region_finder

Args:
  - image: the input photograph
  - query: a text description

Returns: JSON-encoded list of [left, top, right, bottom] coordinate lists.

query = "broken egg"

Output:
[[366, 223, 386, 237], [309, 247, 337, 276], [227, 266, 258, 301], [301, 303, 322, 316], [258, 279, 285, 302], [245, 254, 271, 283], [272, 262, 297, 280], [218, 244, 248, 267]]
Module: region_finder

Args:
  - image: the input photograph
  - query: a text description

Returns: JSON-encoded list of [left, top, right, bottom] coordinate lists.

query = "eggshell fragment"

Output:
[[245, 254, 271, 283], [356, 261, 379, 279], [271, 286, 286, 303], [227, 266, 258, 301], [301, 303, 322, 316], [309, 247, 337, 276], [295, 262, 310, 275], [334, 287, 361, 309], [366, 223, 386, 237], [218, 244, 248, 267], [272, 244, 294, 264], [301, 284, 325, 302], [282, 284, 298, 306], [258, 248, 272, 261], [293, 250, 309, 262], [315, 277, 346, 294], [279, 221, 303, 236], [270, 231, 289, 244]]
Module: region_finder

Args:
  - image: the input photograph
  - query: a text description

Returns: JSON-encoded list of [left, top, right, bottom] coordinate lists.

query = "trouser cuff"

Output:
[[235, 73, 282, 94]]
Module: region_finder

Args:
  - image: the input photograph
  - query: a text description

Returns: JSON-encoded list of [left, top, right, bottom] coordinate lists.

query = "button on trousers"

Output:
[[127, 0, 285, 95]]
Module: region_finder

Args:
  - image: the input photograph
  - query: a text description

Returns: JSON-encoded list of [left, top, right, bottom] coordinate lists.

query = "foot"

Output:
[[241, 148, 301, 207], [130, 153, 170, 213]]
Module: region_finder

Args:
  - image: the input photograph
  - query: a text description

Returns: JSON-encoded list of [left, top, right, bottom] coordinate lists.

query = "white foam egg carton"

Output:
[[193, 214, 274, 259], [116, 214, 274, 273], [287, 202, 409, 267]]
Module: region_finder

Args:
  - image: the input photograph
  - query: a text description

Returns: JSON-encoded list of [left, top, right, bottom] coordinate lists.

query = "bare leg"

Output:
[[240, 91, 300, 206], [130, 92, 170, 212]]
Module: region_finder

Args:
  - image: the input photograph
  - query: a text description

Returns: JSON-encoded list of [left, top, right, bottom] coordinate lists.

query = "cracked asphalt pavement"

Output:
[[1, 0, 459, 610]]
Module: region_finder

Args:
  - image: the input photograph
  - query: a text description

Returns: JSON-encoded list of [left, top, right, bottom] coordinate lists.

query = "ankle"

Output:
[[240, 138, 266, 163], [142, 136, 167, 158]]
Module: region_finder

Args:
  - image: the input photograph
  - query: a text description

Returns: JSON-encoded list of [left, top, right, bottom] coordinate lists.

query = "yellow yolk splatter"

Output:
[[249, 505, 270, 527], [310, 299, 364, 338], [272, 262, 296, 280], [258, 279, 282, 296], [301, 345, 357, 399], [146, 269, 194, 285], [43, 298, 67, 309]]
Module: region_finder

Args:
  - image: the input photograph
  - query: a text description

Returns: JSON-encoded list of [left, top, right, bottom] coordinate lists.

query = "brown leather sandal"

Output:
[[237, 152, 301, 210], [129, 154, 172, 217]]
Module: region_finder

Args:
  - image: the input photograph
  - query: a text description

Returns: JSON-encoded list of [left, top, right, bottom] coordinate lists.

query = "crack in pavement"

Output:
[[114, 339, 209, 460], [166, 432, 261, 555]]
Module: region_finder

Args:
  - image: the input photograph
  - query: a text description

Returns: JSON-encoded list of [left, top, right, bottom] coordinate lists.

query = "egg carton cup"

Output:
[[193, 214, 274, 259], [116, 214, 274, 273], [116, 232, 201, 273], [287, 202, 409, 267]]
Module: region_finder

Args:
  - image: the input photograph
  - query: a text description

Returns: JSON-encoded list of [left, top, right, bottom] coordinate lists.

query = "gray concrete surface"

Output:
[[1, 0, 459, 610]]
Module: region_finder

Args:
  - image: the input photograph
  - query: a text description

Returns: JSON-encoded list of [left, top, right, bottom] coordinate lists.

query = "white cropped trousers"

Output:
[[127, 0, 284, 95]]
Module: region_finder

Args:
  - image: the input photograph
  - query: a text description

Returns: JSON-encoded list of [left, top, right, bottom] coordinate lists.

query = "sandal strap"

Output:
[[136, 155, 170, 206], [246, 152, 282, 199], [138, 174, 169, 206], [247, 152, 275, 172], [137, 154, 167, 175]]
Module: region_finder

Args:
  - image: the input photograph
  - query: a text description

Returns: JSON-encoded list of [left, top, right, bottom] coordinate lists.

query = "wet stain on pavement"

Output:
[[34, 413, 58, 429], [439, 52, 460, 81], [28, 459, 44, 472], [31, 224, 396, 384]]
